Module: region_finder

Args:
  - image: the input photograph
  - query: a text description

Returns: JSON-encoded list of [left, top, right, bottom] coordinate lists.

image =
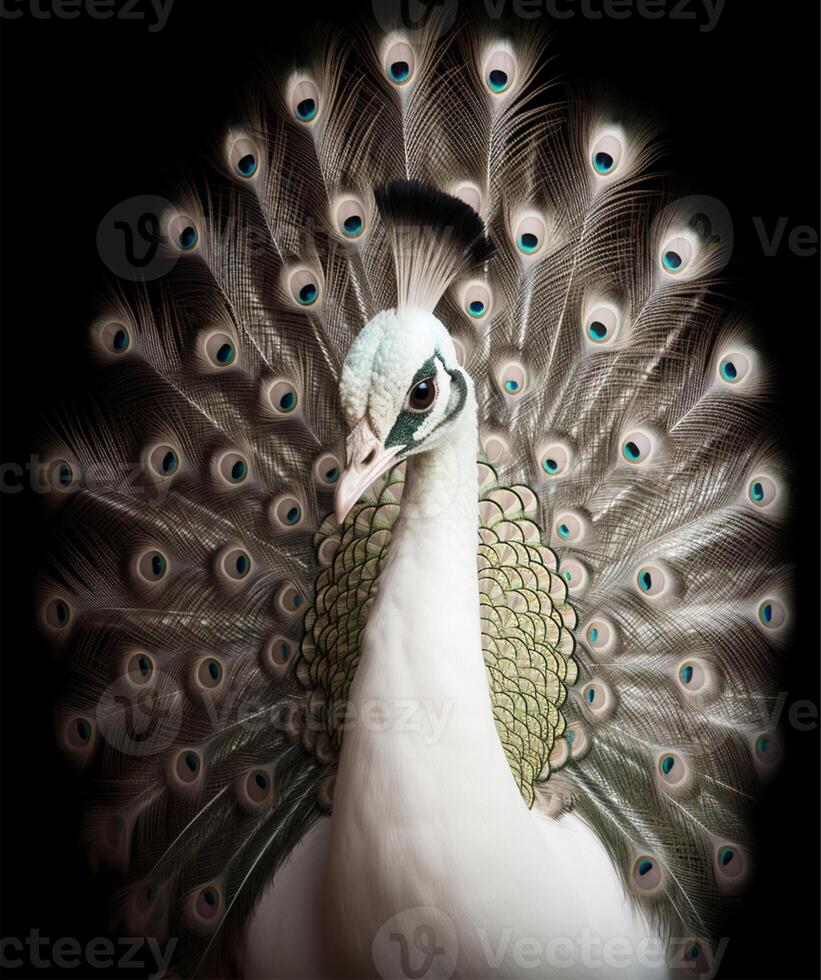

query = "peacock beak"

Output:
[[334, 418, 402, 524]]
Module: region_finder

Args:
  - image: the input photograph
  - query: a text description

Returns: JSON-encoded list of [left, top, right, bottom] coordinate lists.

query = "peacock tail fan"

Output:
[[39, 10, 790, 976]]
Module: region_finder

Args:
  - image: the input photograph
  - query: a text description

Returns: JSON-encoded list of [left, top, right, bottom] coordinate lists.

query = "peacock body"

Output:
[[40, 12, 791, 979]]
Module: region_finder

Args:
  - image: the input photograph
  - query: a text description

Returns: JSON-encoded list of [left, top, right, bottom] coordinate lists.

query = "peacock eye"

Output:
[[291, 79, 319, 123], [590, 134, 623, 176], [384, 42, 415, 86], [484, 50, 516, 94], [228, 136, 260, 179], [407, 377, 436, 412], [660, 236, 693, 274], [168, 214, 199, 252], [335, 197, 366, 239]]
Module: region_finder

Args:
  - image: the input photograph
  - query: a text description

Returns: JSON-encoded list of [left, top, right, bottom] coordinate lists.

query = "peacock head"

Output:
[[334, 306, 470, 522], [333, 180, 492, 524]]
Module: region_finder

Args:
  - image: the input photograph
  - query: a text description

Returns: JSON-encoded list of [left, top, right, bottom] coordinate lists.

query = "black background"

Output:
[[1, 0, 819, 977]]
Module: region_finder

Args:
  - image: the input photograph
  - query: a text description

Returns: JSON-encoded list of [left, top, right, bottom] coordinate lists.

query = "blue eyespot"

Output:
[[57, 462, 73, 488], [660, 755, 675, 776], [504, 379, 520, 393], [280, 391, 296, 412], [178, 225, 198, 251], [688, 945, 701, 961], [389, 60, 410, 83], [230, 459, 247, 482], [113, 327, 130, 352], [588, 626, 599, 643], [325, 466, 339, 483], [468, 300, 486, 317], [720, 358, 738, 382], [343, 215, 363, 237], [517, 232, 539, 254], [151, 553, 167, 578], [588, 320, 608, 341], [623, 441, 640, 462], [680, 664, 694, 685], [585, 688, 595, 704], [203, 887, 217, 906], [208, 660, 221, 681], [565, 730, 575, 745], [488, 69, 509, 92], [557, 522, 570, 539], [543, 457, 558, 474], [161, 450, 178, 475], [76, 719, 91, 743], [760, 602, 773, 624], [137, 655, 152, 681], [756, 736, 768, 755], [638, 859, 654, 877], [235, 553, 250, 577], [216, 342, 235, 365], [638, 570, 653, 592], [296, 98, 317, 122], [662, 250, 682, 272], [236, 153, 257, 178], [49, 598, 71, 627], [255, 771, 269, 790], [286, 505, 301, 525], [749, 480, 764, 502], [298, 282, 318, 305], [719, 847, 734, 867], [592, 151, 614, 174], [184, 752, 199, 773]]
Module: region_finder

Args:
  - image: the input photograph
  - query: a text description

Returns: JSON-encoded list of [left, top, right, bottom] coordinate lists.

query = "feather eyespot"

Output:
[[58, 714, 98, 767], [236, 768, 274, 812], [745, 474, 775, 510], [291, 79, 319, 123], [384, 42, 415, 85], [538, 441, 572, 478], [271, 494, 304, 530], [635, 564, 666, 597], [227, 136, 260, 179], [660, 235, 693, 274], [552, 511, 586, 546], [277, 581, 305, 615], [621, 430, 653, 465], [97, 320, 131, 355], [656, 751, 688, 787], [482, 432, 511, 466], [452, 182, 483, 214], [752, 731, 782, 768], [583, 617, 618, 655], [288, 268, 320, 307], [632, 855, 664, 894], [199, 329, 238, 370], [171, 748, 204, 789], [146, 443, 181, 480], [514, 215, 545, 256], [217, 546, 253, 584], [498, 361, 527, 397], [581, 680, 615, 720], [590, 133, 623, 177], [264, 635, 293, 674], [194, 656, 224, 691], [47, 459, 75, 492], [559, 559, 589, 594], [167, 214, 199, 252], [714, 844, 747, 890], [584, 305, 621, 345], [462, 283, 492, 319], [194, 884, 222, 922], [483, 50, 516, 94], [133, 548, 169, 588], [44, 597, 72, 629], [677, 660, 706, 692], [215, 450, 250, 487], [757, 598, 786, 630], [66, 716, 94, 748], [335, 197, 366, 239], [717, 351, 751, 385], [124, 650, 155, 686], [267, 379, 300, 416], [314, 452, 341, 487]]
